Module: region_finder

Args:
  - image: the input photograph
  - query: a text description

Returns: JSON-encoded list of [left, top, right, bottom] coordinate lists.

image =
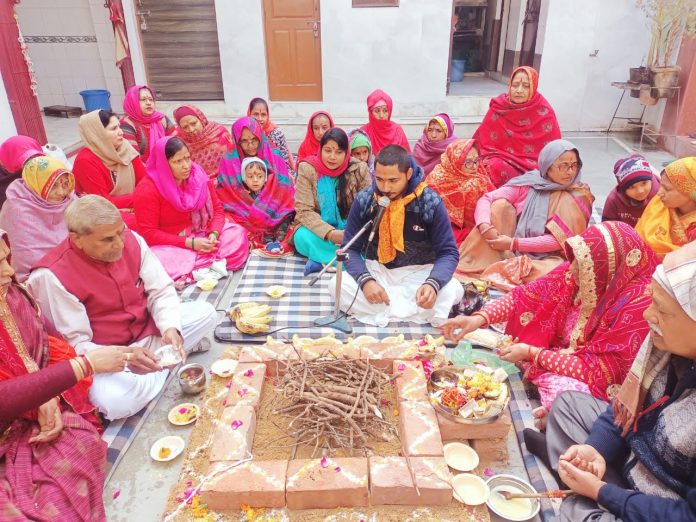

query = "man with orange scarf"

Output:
[[328, 145, 462, 327]]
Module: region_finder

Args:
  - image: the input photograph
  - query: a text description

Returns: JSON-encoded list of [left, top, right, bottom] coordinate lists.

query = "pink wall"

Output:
[[660, 36, 696, 137]]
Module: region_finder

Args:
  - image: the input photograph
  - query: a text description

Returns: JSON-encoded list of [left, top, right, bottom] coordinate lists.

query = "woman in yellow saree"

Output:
[[635, 157, 696, 259]]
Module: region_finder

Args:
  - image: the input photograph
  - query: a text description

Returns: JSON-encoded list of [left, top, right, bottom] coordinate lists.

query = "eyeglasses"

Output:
[[463, 158, 480, 169], [553, 161, 581, 173]]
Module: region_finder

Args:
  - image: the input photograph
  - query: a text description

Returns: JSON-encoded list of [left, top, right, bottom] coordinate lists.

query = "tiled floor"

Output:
[[42, 113, 83, 153], [448, 76, 507, 97]]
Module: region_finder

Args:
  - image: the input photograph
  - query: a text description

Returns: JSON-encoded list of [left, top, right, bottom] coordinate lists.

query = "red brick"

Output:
[[297, 342, 361, 361], [394, 360, 429, 402], [226, 362, 266, 410], [210, 404, 256, 462], [201, 460, 287, 509], [470, 437, 508, 464], [285, 457, 369, 510], [360, 342, 420, 371], [238, 345, 297, 376], [369, 456, 452, 506], [399, 401, 443, 457], [437, 411, 511, 441]]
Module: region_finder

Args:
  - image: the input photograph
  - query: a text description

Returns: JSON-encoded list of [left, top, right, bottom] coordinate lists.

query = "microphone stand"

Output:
[[307, 218, 374, 334]]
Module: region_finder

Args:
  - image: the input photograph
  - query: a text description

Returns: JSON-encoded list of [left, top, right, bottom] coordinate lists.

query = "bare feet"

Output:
[[533, 406, 548, 431]]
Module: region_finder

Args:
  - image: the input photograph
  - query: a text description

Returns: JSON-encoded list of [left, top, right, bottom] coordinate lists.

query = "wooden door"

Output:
[[0, 0, 46, 143], [137, 0, 223, 100], [262, 0, 323, 101], [519, 0, 541, 68]]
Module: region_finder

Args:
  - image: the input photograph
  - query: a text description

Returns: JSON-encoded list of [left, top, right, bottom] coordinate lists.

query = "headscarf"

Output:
[[146, 136, 213, 230], [360, 89, 411, 155], [21, 156, 74, 200], [371, 157, 427, 264], [241, 157, 268, 184], [412, 113, 459, 175], [78, 109, 139, 196], [123, 85, 167, 159], [348, 128, 374, 175], [0, 158, 76, 281], [505, 139, 583, 239], [473, 66, 561, 186], [218, 117, 294, 230], [300, 128, 351, 179], [173, 105, 234, 178], [635, 157, 696, 258], [426, 139, 494, 231], [506, 222, 658, 400], [509, 66, 539, 100], [246, 97, 278, 135], [613, 240, 696, 436], [297, 111, 335, 163], [0, 136, 43, 174]]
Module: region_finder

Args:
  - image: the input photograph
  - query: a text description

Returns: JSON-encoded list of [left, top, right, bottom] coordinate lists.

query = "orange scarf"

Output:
[[377, 182, 427, 264]]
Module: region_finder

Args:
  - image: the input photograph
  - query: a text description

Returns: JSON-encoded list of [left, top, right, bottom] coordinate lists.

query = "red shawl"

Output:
[[505, 221, 658, 400], [301, 148, 350, 179], [173, 105, 234, 178], [426, 138, 494, 244], [297, 110, 335, 163], [360, 89, 411, 155], [474, 66, 561, 187]]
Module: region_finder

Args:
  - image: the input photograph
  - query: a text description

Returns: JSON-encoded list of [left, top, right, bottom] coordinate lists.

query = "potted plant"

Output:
[[636, 0, 696, 98]]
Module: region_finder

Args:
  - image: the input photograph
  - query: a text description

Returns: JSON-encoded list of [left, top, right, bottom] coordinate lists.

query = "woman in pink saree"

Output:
[[0, 230, 128, 521], [134, 136, 249, 281]]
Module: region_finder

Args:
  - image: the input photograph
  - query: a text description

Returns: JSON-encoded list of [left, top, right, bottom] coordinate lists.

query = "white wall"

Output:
[[538, 0, 653, 130], [0, 74, 18, 142], [15, 0, 125, 112], [212, 0, 453, 119]]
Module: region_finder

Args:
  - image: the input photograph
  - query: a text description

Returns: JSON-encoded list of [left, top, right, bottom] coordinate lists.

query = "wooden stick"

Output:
[[497, 489, 573, 500]]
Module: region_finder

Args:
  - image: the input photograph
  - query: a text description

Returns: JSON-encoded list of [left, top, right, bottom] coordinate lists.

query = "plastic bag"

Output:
[[42, 144, 72, 168], [451, 340, 520, 375]]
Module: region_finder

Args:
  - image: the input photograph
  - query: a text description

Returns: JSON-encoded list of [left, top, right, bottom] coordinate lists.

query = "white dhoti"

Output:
[[327, 261, 464, 328], [90, 301, 218, 420]]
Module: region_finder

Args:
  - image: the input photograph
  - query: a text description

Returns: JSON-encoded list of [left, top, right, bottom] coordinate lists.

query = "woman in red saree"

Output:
[[0, 230, 128, 521], [426, 138, 494, 245], [474, 66, 561, 187], [296, 110, 335, 164], [360, 89, 411, 155], [442, 222, 658, 425], [173, 105, 234, 179]]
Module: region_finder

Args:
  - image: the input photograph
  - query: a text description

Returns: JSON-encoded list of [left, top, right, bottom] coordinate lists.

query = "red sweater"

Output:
[[133, 176, 224, 248], [72, 147, 146, 209]]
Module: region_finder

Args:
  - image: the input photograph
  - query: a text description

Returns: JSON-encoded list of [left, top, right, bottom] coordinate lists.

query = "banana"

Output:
[[241, 305, 273, 318], [236, 317, 272, 334], [230, 301, 274, 334], [314, 334, 342, 345]]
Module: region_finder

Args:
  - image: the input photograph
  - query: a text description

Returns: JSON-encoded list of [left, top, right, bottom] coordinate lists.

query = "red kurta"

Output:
[[133, 177, 225, 248], [72, 147, 146, 209]]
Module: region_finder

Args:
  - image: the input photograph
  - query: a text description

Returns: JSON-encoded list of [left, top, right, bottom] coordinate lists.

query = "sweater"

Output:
[[72, 147, 146, 209], [133, 176, 224, 248], [344, 166, 460, 293], [585, 357, 696, 522]]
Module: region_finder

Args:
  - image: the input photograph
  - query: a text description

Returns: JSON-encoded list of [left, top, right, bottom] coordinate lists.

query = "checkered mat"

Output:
[[215, 254, 442, 343], [102, 272, 232, 482], [507, 372, 561, 521]]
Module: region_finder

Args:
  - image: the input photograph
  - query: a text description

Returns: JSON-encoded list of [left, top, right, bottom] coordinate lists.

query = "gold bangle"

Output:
[[70, 358, 84, 381], [533, 348, 543, 367]]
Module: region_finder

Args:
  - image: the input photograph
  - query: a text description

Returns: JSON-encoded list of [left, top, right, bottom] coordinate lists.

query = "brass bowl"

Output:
[[429, 369, 459, 391], [177, 363, 207, 395]]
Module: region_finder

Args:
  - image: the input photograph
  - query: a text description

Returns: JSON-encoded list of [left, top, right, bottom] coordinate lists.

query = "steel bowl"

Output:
[[177, 363, 207, 395], [429, 369, 459, 391], [485, 474, 540, 521]]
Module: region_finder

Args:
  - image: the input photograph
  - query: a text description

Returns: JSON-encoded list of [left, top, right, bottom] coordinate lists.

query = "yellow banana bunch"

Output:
[[229, 302, 274, 334]]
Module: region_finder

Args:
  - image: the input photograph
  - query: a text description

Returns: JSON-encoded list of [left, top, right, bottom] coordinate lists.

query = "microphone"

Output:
[[367, 196, 391, 243]]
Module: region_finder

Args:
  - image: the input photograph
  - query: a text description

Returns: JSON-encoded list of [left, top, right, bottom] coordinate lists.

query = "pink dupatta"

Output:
[[123, 85, 167, 160]]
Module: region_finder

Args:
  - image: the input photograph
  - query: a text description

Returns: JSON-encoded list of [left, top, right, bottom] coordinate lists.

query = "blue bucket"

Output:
[[79, 89, 111, 112], [451, 59, 466, 82]]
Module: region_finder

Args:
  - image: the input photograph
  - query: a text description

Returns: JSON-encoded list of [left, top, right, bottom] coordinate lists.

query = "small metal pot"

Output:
[[429, 369, 459, 391], [177, 363, 207, 395]]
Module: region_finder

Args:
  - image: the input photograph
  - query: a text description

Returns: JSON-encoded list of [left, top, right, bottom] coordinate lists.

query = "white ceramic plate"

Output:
[[451, 473, 490, 505], [265, 285, 288, 298], [444, 442, 480, 472], [210, 358, 238, 378], [167, 403, 199, 426], [150, 435, 185, 462]]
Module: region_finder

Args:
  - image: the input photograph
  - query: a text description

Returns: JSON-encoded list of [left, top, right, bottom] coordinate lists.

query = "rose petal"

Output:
[[418, 339, 427, 346], [231, 420, 243, 430], [238, 388, 249, 397], [186, 480, 193, 487], [320, 456, 328, 468], [397, 363, 406, 371], [179, 407, 188, 414], [225, 381, 232, 389], [112, 489, 120, 499], [222, 399, 227, 406], [334, 466, 341, 473], [244, 369, 254, 377], [484, 467, 494, 477]]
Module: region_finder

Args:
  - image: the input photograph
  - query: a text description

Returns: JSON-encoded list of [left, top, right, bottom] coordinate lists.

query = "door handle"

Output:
[[305, 20, 320, 37], [136, 9, 150, 31]]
